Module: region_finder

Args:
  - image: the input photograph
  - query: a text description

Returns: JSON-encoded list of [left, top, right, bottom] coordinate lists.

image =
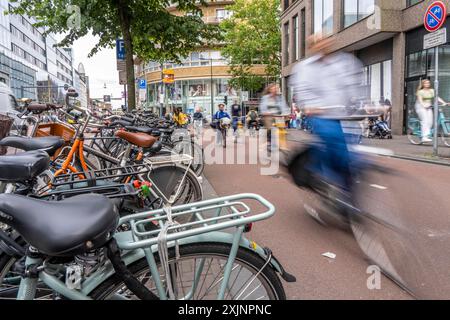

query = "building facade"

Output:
[[281, 0, 450, 134], [0, 0, 77, 103], [137, 0, 270, 117]]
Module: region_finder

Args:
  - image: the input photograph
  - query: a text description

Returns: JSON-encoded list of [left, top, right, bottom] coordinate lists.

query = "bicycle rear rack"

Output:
[[51, 163, 154, 189], [144, 153, 193, 166], [117, 193, 275, 251]]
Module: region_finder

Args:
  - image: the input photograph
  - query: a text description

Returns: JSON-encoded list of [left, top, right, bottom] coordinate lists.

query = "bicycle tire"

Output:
[[89, 242, 286, 300], [146, 163, 203, 213]]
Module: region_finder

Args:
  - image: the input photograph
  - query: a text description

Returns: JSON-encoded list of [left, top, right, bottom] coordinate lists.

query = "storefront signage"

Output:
[[424, 27, 447, 49], [424, 1, 447, 32]]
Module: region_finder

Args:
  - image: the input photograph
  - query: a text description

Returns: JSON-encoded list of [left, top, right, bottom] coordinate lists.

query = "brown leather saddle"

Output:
[[115, 130, 157, 148]]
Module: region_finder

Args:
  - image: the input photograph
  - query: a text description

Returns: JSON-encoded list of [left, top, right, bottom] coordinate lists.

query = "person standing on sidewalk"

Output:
[[415, 79, 448, 143]]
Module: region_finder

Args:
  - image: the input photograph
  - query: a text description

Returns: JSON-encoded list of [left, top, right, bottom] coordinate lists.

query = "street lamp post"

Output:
[[200, 56, 214, 115], [210, 58, 213, 116]]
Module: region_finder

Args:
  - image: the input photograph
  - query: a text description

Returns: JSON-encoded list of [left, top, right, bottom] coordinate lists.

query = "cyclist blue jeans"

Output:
[[306, 117, 353, 191]]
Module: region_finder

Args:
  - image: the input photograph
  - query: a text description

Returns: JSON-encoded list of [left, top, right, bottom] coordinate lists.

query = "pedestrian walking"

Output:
[[415, 79, 448, 143]]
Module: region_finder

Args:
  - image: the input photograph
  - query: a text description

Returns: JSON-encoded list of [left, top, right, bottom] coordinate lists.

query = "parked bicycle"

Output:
[[407, 104, 450, 146]]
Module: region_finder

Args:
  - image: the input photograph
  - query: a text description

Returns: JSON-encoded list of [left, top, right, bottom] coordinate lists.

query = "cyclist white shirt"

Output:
[[290, 52, 366, 118]]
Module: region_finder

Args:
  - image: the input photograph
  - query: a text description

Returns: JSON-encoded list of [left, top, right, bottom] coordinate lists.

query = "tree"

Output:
[[8, 0, 220, 110], [220, 0, 281, 92]]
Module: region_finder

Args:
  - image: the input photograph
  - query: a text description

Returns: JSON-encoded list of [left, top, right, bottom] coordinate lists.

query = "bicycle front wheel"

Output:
[[90, 243, 286, 300]]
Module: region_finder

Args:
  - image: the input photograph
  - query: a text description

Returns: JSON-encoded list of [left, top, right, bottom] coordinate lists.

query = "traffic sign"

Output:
[[116, 39, 125, 60], [424, 27, 447, 49], [138, 79, 147, 89], [162, 69, 175, 84], [424, 1, 447, 32], [119, 71, 127, 85]]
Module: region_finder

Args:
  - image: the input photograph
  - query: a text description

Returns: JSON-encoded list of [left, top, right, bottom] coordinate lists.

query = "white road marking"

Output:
[[370, 184, 388, 190]]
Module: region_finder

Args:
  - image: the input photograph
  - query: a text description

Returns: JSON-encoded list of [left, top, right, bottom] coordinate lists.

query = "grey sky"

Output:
[[70, 34, 125, 108]]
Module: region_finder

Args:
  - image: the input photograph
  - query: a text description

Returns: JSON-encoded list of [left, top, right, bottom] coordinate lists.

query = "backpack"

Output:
[[249, 111, 257, 121]]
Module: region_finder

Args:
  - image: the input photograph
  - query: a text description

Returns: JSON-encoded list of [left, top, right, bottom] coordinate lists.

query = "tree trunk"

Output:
[[116, 0, 136, 110]]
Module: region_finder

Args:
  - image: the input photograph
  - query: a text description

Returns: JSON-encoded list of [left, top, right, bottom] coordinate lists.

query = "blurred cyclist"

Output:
[[289, 33, 366, 195], [259, 83, 290, 152]]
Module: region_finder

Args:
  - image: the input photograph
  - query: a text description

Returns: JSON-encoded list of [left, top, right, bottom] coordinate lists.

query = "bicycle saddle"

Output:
[[110, 120, 133, 128], [0, 136, 64, 157], [125, 126, 153, 135], [0, 194, 119, 257], [26, 103, 55, 113], [0, 150, 49, 182], [115, 130, 157, 148], [159, 128, 174, 134]]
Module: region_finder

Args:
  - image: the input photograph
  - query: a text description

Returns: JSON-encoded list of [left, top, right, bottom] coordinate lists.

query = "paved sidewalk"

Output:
[[288, 129, 450, 165]]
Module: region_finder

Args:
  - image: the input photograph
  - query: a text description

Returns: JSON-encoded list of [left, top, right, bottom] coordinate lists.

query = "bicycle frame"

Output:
[[16, 194, 285, 300]]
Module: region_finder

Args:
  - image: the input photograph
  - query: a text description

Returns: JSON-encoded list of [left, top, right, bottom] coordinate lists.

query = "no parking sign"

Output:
[[424, 1, 447, 32]]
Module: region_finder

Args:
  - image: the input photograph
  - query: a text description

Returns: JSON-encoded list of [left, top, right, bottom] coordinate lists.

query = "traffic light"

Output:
[[224, 95, 228, 106]]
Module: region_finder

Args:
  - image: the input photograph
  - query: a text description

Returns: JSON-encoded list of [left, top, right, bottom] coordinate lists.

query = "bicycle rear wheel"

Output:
[[90, 243, 286, 300]]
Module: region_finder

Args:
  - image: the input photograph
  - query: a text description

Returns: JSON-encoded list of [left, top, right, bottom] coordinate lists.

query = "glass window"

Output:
[[313, 0, 334, 35], [216, 9, 232, 21], [364, 60, 392, 104], [293, 16, 299, 61], [407, 50, 427, 78], [344, 0, 375, 28], [284, 22, 289, 65]]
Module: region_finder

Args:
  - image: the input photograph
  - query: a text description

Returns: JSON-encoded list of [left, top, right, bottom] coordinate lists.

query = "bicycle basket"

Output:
[[34, 122, 75, 143], [0, 114, 14, 155]]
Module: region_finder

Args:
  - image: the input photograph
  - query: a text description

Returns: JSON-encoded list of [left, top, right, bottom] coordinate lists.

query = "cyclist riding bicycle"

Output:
[[193, 107, 204, 137], [259, 84, 290, 152], [213, 103, 231, 147], [289, 33, 367, 209], [246, 108, 260, 132]]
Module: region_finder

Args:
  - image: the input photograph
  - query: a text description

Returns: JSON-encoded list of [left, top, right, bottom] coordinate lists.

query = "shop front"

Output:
[[146, 78, 270, 117]]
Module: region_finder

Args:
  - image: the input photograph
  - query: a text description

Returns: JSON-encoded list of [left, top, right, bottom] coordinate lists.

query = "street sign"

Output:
[[424, 27, 447, 49], [139, 88, 146, 102], [241, 91, 249, 102], [117, 60, 126, 71], [424, 1, 447, 32], [116, 39, 125, 60], [103, 95, 111, 103], [119, 71, 127, 85], [423, 1, 448, 156], [162, 69, 175, 84], [138, 79, 147, 89]]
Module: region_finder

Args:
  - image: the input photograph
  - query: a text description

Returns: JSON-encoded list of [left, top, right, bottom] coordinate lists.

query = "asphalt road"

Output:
[[201, 130, 450, 300]]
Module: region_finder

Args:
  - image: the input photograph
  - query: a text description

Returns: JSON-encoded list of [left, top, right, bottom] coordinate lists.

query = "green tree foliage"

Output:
[[8, 0, 220, 109], [220, 0, 281, 92]]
